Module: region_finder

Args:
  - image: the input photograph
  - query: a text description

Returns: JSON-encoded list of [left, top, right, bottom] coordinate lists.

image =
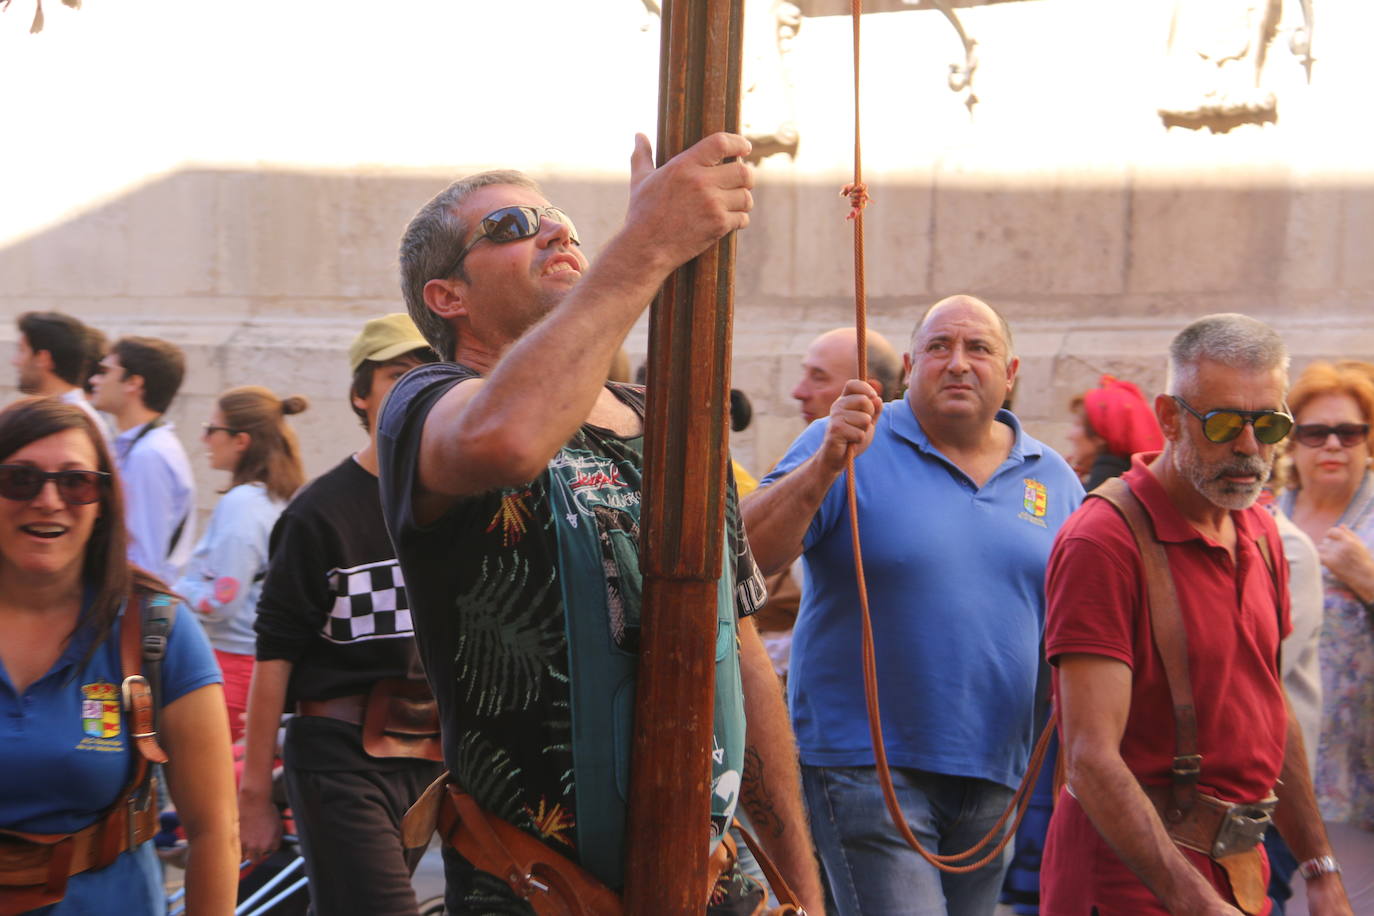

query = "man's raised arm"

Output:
[[741, 379, 882, 574], [416, 132, 753, 507]]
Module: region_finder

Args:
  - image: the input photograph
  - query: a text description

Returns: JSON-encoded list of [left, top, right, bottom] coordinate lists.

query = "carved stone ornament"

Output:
[[2, 0, 82, 34], [928, 0, 979, 113], [741, 0, 804, 160], [639, 0, 803, 160], [1157, 0, 1315, 133]]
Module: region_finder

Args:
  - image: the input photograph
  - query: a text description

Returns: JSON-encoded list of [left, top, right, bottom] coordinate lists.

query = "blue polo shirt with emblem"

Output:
[[0, 599, 220, 914], [762, 402, 1083, 789]]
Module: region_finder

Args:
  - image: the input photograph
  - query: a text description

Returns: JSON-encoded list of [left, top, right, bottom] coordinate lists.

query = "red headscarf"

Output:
[[1083, 375, 1163, 459]]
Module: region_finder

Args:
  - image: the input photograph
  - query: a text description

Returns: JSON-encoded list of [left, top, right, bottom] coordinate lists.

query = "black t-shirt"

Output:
[[377, 363, 764, 873], [254, 456, 426, 708]]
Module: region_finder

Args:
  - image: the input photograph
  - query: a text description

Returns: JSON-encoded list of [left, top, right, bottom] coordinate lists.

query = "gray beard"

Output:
[[1174, 437, 1271, 511]]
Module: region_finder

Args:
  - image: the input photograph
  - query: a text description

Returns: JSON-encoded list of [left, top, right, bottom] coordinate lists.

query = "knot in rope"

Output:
[[840, 182, 871, 221]]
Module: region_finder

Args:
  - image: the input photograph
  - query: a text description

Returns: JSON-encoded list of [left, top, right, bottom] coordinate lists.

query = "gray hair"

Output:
[[1166, 313, 1290, 396], [397, 170, 542, 361]]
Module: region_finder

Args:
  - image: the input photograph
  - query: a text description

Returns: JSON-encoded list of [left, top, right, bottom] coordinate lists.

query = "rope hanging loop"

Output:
[[840, 0, 1059, 876]]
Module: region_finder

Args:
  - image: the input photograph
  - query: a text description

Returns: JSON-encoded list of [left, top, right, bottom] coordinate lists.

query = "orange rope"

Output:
[[842, 0, 1058, 874]]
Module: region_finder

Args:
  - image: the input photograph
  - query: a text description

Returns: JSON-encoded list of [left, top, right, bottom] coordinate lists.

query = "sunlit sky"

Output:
[[4, 0, 1371, 251]]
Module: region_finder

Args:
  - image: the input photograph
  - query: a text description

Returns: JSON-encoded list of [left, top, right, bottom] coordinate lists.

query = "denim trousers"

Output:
[[802, 764, 1016, 916]]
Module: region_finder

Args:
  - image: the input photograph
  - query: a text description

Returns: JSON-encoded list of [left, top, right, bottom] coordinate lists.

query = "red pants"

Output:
[[214, 649, 254, 743]]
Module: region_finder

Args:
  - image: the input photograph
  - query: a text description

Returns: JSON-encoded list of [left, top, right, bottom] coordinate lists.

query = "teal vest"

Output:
[[546, 442, 746, 889]]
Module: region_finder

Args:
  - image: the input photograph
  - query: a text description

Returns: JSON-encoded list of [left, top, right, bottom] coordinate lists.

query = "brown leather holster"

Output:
[[1140, 786, 1278, 860], [0, 786, 160, 914], [362, 678, 442, 761], [402, 773, 805, 915], [298, 678, 442, 762]]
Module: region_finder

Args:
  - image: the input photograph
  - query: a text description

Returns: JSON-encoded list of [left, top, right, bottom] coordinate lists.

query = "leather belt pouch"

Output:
[[1142, 785, 1274, 915], [1216, 849, 1267, 916], [440, 780, 622, 916], [361, 679, 442, 762], [402, 773, 766, 916], [0, 792, 158, 916]]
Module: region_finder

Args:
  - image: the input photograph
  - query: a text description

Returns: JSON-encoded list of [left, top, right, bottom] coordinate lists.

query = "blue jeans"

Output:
[[802, 764, 1016, 916], [1264, 826, 1297, 915]]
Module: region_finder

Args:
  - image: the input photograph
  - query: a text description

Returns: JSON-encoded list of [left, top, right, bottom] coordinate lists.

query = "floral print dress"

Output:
[[1280, 471, 1374, 828]]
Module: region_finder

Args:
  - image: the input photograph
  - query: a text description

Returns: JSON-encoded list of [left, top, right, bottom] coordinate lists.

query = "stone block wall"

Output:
[[3, 0, 1374, 518]]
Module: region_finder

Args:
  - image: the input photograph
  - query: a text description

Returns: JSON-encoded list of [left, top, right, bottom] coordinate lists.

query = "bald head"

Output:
[[911, 296, 1014, 366], [903, 295, 1019, 437], [790, 327, 901, 423]]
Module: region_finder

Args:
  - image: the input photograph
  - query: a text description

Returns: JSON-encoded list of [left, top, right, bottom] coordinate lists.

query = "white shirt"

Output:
[[58, 387, 113, 446]]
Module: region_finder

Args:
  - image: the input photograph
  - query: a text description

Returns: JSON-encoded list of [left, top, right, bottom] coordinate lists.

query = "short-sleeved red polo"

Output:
[[1041, 453, 1291, 913]]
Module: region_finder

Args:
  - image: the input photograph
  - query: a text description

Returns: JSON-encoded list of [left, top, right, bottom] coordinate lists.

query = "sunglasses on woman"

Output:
[[440, 205, 580, 277], [1171, 396, 1294, 445], [1292, 423, 1370, 448], [0, 465, 109, 505]]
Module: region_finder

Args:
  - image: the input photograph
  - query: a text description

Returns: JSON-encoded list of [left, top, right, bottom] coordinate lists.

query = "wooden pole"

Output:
[[624, 1, 744, 913]]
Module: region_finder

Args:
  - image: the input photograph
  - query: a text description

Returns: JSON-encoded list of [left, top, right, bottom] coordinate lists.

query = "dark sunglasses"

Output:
[[441, 205, 579, 277], [1293, 422, 1370, 448], [1172, 396, 1294, 445], [0, 465, 109, 505], [202, 423, 240, 437]]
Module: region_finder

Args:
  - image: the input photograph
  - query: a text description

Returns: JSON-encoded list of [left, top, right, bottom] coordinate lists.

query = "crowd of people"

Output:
[[0, 130, 1369, 916]]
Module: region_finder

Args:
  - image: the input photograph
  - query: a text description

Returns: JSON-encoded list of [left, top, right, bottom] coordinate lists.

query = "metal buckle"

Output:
[[121, 674, 150, 712], [1171, 754, 1202, 777], [506, 868, 550, 898], [142, 632, 167, 662], [1210, 798, 1276, 858]]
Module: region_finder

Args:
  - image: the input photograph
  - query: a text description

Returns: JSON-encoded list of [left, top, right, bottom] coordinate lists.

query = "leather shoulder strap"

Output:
[[1253, 527, 1281, 596], [732, 820, 804, 913], [1252, 521, 1285, 670], [1087, 477, 1200, 818], [123, 415, 164, 454], [119, 594, 168, 767]]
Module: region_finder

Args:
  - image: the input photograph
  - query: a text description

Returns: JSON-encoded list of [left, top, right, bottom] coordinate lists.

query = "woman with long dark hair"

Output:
[[0, 397, 237, 913], [175, 386, 308, 742]]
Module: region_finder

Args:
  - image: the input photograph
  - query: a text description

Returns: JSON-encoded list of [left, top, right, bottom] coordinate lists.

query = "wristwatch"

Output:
[[1298, 854, 1342, 880]]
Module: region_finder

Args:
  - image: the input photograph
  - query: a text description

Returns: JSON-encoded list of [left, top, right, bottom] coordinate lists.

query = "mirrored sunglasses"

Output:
[[442, 205, 579, 276], [1172, 396, 1294, 445], [0, 465, 109, 505], [1293, 422, 1370, 448]]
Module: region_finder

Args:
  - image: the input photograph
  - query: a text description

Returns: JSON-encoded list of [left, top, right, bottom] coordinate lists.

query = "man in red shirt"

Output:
[[1042, 313, 1351, 915]]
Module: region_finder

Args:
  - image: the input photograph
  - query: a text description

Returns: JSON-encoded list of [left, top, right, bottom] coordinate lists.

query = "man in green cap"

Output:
[[237, 314, 441, 916]]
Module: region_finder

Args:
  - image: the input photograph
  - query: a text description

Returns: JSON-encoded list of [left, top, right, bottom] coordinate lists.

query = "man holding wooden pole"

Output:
[[376, 133, 824, 915]]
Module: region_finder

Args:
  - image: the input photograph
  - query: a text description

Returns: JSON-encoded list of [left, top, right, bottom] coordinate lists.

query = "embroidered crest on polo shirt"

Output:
[[1019, 479, 1049, 528], [76, 681, 124, 752]]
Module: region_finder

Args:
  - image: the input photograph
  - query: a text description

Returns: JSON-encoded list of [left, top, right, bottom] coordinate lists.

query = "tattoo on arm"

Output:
[[740, 745, 785, 840]]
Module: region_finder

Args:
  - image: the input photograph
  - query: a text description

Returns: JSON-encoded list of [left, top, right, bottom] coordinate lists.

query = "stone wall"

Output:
[[3, 0, 1373, 519]]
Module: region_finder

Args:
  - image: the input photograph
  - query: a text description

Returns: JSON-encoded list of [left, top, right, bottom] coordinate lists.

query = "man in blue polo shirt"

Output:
[[743, 295, 1083, 916]]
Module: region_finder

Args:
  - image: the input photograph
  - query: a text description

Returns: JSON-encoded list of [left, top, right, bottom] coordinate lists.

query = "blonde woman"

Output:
[[176, 386, 307, 741], [1277, 361, 1374, 830]]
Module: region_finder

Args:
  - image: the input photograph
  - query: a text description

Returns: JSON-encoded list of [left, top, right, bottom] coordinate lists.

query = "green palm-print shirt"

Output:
[[378, 363, 766, 905]]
